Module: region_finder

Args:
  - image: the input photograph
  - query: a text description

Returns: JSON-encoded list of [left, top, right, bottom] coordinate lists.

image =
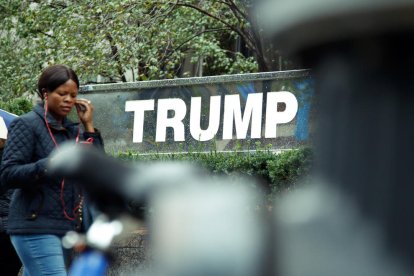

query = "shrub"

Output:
[[267, 147, 313, 194], [116, 147, 314, 199], [0, 98, 33, 115]]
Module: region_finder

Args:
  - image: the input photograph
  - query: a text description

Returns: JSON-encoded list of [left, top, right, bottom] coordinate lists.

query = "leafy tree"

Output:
[[0, 0, 282, 101], [170, 0, 279, 72]]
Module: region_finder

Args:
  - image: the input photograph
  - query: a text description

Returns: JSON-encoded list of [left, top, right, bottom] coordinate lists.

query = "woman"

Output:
[[0, 65, 104, 275]]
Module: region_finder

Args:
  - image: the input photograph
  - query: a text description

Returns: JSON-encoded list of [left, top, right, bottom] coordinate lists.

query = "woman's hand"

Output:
[[75, 98, 95, 132]]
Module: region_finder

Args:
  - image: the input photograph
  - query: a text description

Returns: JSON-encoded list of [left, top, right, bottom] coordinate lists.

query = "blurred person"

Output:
[[0, 129, 22, 276], [0, 65, 104, 276]]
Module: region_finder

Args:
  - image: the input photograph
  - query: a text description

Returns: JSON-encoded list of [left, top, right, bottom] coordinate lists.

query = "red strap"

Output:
[[44, 102, 83, 221]]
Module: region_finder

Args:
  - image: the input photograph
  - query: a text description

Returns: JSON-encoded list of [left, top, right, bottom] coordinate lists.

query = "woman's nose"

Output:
[[63, 95, 75, 103]]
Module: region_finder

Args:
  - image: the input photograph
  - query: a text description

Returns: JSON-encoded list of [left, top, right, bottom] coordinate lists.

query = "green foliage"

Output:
[[0, 0, 259, 101], [117, 147, 314, 198], [0, 98, 33, 115], [267, 147, 313, 193]]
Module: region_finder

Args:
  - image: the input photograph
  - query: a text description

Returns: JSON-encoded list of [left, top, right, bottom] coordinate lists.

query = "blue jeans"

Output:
[[10, 234, 69, 276]]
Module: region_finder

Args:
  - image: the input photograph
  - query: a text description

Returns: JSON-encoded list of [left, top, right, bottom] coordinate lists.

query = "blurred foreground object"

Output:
[[255, 0, 414, 275], [256, 0, 414, 55], [49, 143, 274, 276]]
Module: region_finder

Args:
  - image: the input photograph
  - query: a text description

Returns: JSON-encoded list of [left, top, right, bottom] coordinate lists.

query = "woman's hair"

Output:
[[37, 65, 79, 99]]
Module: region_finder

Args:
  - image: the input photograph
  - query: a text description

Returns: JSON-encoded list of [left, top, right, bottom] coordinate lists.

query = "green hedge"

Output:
[[0, 98, 33, 115], [116, 147, 313, 198]]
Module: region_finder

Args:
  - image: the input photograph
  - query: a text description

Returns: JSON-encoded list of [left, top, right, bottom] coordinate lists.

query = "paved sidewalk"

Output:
[[107, 229, 149, 275]]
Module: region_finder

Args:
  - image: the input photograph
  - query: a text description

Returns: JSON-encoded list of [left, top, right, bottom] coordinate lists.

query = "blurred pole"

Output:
[[311, 33, 414, 266], [254, 0, 414, 274]]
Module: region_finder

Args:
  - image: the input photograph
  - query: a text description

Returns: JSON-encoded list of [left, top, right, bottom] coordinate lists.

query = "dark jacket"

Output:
[[0, 103, 104, 235], [0, 147, 13, 232]]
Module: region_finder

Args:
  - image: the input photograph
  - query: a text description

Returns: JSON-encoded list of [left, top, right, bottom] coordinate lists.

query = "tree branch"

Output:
[[159, 27, 229, 65], [171, 2, 259, 56], [105, 33, 127, 82], [37, 30, 55, 38], [218, 0, 248, 21]]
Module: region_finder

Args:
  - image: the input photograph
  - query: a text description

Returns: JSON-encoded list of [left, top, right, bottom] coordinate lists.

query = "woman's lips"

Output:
[[61, 106, 72, 113]]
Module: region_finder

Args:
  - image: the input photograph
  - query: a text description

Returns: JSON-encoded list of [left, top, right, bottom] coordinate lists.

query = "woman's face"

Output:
[[46, 79, 78, 121]]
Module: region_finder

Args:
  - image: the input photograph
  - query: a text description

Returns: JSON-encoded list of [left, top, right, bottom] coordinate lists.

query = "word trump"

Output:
[[125, 91, 298, 143]]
